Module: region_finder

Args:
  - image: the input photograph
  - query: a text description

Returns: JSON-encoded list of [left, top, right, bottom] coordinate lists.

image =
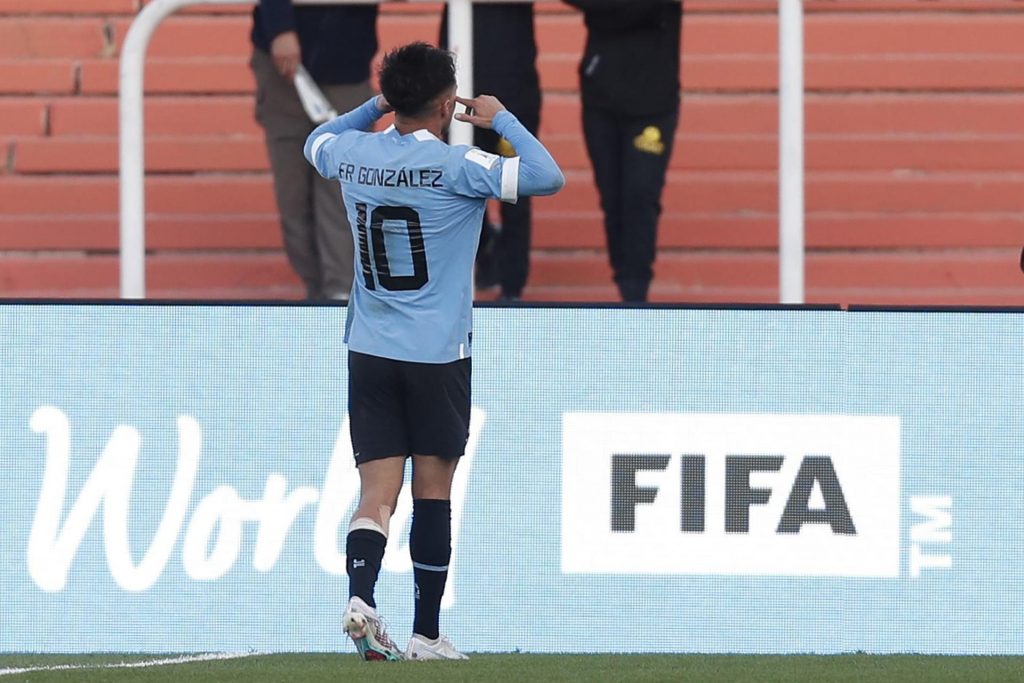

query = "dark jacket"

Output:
[[564, 0, 682, 116], [251, 0, 378, 85], [439, 3, 540, 98]]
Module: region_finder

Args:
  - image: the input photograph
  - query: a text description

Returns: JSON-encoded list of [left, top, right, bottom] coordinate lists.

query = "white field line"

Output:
[[0, 652, 258, 677]]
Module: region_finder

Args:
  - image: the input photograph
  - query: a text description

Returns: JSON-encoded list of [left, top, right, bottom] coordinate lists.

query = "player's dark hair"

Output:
[[378, 42, 457, 118]]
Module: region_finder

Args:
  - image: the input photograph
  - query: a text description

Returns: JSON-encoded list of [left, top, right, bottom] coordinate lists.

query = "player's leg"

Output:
[[617, 106, 679, 303], [581, 104, 627, 296], [405, 455, 467, 660], [471, 126, 502, 292], [409, 455, 458, 641], [494, 82, 540, 300], [341, 456, 406, 661], [403, 358, 471, 661], [310, 174, 354, 301], [343, 351, 409, 661], [496, 195, 531, 300], [347, 457, 404, 610], [249, 48, 321, 299]]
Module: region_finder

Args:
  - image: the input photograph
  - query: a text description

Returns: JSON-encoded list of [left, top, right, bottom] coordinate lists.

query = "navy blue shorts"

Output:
[[347, 350, 471, 464]]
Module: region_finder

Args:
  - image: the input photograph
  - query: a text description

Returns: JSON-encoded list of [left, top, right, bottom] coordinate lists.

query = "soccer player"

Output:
[[303, 42, 564, 661]]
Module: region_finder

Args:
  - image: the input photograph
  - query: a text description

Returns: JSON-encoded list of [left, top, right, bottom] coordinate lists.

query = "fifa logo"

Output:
[[561, 413, 905, 577], [610, 453, 855, 535]]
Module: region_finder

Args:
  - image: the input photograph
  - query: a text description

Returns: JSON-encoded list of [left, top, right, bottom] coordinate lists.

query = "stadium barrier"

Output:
[[118, 0, 808, 302], [2, 302, 1022, 654]]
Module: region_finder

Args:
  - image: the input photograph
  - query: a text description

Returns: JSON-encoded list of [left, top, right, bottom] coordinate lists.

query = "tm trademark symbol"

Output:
[[909, 496, 952, 578]]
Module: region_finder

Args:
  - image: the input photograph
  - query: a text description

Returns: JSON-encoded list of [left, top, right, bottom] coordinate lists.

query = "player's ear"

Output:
[[441, 86, 457, 119]]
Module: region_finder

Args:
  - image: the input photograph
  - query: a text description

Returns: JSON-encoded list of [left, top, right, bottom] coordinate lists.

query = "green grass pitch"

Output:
[[2, 654, 1024, 683]]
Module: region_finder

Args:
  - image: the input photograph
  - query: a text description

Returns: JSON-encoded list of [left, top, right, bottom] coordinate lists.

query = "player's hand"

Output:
[[375, 95, 394, 114], [270, 31, 301, 80], [455, 95, 506, 129]]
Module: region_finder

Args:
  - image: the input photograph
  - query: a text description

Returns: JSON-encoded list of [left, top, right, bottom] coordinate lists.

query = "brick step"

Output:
[[551, 170, 1024, 214], [77, 57, 252, 95], [540, 11, 1024, 58], [3, 0, 1015, 18], [382, 2, 1024, 16], [48, 95, 260, 136], [544, 133, 1024, 172], [12, 135, 269, 173], [683, 1, 1024, 13], [523, 249, 1024, 289], [5, 170, 1024, 220], [0, 175, 276, 215], [18, 132, 1024, 174], [38, 92, 1024, 138], [6, 282, 1022, 307], [111, 15, 249, 58], [0, 0, 137, 14], [684, 13, 1024, 56], [16, 51, 1024, 98], [7, 10, 1024, 61], [533, 212, 1024, 250], [1, 250, 1020, 305], [1, 211, 1021, 252], [485, 284, 1024, 307], [0, 214, 282, 250], [0, 17, 109, 58], [0, 98, 46, 134], [0, 59, 76, 94], [0, 252, 298, 292], [541, 53, 1024, 93], [551, 92, 1024, 136]]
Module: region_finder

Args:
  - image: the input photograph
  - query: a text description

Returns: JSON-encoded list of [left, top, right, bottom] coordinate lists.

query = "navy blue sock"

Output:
[[410, 499, 451, 640], [346, 528, 386, 609]]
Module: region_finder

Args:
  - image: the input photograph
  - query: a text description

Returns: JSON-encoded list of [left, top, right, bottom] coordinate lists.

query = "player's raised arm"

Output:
[[303, 95, 391, 179], [456, 95, 565, 198]]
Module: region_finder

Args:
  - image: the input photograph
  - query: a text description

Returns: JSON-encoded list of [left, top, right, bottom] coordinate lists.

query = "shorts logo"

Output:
[[561, 413, 900, 577]]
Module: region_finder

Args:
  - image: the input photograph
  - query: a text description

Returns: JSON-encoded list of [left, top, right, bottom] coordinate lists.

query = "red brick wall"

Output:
[[1, 0, 1022, 303]]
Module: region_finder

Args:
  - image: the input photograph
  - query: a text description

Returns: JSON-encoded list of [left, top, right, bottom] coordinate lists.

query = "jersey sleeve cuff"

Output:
[[500, 156, 520, 204], [310, 132, 335, 166]]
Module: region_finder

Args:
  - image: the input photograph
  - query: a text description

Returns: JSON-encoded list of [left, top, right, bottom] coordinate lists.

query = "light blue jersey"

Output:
[[305, 97, 564, 363]]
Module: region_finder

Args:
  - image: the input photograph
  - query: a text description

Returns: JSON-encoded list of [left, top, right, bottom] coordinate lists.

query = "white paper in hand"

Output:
[[294, 65, 338, 124]]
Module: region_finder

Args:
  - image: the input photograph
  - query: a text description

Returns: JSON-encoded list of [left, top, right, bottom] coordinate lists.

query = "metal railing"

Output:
[[778, 0, 805, 304], [118, 0, 806, 302]]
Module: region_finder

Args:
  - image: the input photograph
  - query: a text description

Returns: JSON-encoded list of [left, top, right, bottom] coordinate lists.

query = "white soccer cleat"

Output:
[[342, 596, 404, 661], [405, 633, 470, 661]]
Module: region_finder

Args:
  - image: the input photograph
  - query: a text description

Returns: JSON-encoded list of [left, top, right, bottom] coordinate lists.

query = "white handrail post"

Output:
[[117, 0, 506, 298], [778, 0, 805, 304], [447, 0, 474, 147], [121, 0, 257, 299], [119, 0, 191, 299]]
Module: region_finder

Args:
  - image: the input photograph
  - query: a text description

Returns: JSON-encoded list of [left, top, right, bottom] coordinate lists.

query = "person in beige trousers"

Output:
[[250, 0, 378, 300]]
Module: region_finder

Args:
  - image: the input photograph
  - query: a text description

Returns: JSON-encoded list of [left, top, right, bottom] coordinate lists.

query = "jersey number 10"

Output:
[[355, 203, 429, 291]]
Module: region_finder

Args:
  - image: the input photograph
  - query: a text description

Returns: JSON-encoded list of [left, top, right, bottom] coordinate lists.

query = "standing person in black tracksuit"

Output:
[[250, 1, 379, 300], [564, 0, 682, 302], [441, 3, 541, 300]]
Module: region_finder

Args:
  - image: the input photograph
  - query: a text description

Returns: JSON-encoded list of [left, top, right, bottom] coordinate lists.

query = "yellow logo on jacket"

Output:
[[634, 126, 666, 155], [496, 137, 517, 158]]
